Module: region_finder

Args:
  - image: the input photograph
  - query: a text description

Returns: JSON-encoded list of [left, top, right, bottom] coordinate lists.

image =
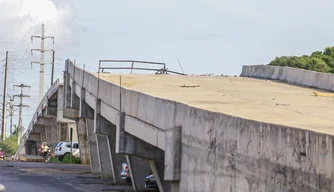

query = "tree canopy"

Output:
[[269, 47, 334, 73]]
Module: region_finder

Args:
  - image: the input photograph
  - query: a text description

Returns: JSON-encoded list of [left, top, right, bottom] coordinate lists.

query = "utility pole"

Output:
[[13, 84, 30, 144], [51, 51, 55, 86], [9, 103, 13, 137], [0, 101, 12, 136], [1, 51, 8, 140], [31, 24, 54, 102], [7, 95, 17, 137]]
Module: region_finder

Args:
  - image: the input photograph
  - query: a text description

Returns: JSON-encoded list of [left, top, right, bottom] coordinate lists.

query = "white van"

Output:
[[54, 141, 80, 161]]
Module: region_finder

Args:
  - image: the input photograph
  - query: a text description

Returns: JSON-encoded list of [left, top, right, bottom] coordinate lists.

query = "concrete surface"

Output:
[[64, 60, 334, 192], [18, 155, 44, 162], [99, 73, 334, 134], [0, 161, 136, 192]]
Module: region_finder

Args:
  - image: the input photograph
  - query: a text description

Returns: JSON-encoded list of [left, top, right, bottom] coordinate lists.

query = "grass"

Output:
[[50, 157, 59, 163], [62, 153, 81, 164], [50, 154, 81, 164]]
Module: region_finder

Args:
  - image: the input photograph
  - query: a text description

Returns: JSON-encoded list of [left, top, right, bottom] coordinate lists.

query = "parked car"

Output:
[[145, 173, 158, 189], [0, 148, 4, 160], [121, 163, 131, 183], [54, 141, 79, 161], [120, 163, 158, 189]]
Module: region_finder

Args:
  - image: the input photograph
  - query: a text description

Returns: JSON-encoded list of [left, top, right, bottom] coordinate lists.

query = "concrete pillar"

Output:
[[44, 118, 58, 150], [165, 126, 182, 181], [95, 100, 126, 183], [87, 119, 99, 174], [149, 160, 165, 192], [59, 123, 68, 141], [165, 126, 182, 191], [96, 134, 113, 179], [117, 112, 166, 191], [45, 126, 53, 148], [69, 122, 78, 142], [51, 124, 59, 149], [33, 125, 46, 144], [24, 140, 37, 155], [76, 118, 90, 165], [30, 125, 46, 155], [107, 132, 125, 184], [126, 155, 152, 191], [95, 114, 126, 182], [64, 69, 71, 108]]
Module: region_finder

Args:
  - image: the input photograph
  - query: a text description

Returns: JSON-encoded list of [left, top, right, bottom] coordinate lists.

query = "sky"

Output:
[[1, 0, 334, 131]]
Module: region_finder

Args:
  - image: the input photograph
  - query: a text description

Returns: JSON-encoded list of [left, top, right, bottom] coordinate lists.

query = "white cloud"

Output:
[[0, 0, 77, 49]]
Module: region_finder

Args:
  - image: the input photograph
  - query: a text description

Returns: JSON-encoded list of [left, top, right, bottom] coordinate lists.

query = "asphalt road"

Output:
[[0, 160, 134, 192]]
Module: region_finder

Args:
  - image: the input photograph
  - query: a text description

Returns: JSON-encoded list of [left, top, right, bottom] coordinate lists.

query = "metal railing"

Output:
[[98, 60, 187, 75]]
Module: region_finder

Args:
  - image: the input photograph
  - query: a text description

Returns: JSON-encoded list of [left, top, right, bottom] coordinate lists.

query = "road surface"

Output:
[[0, 161, 134, 192]]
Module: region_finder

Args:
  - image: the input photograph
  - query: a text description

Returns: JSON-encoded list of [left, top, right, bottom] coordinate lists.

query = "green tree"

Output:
[[310, 51, 323, 58], [268, 46, 334, 73], [305, 57, 330, 72], [323, 47, 334, 57]]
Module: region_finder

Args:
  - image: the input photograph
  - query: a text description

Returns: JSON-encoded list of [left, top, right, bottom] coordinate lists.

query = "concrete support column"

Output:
[[126, 155, 152, 191], [76, 118, 90, 165], [45, 126, 54, 149], [165, 126, 182, 192], [87, 119, 99, 173], [64, 69, 71, 108], [31, 125, 46, 155], [67, 122, 78, 142], [59, 123, 68, 141], [40, 127, 46, 143], [51, 124, 59, 150], [96, 134, 113, 179], [95, 115, 126, 182], [95, 100, 126, 183], [107, 133, 125, 184], [117, 112, 166, 191], [33, 125, 46, 145], [149, 160, 165, 192]]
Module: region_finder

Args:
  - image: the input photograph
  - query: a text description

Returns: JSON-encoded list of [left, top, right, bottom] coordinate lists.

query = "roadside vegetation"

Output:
[[269, 46, 334, 73], [51, 154, 81, 164], [62, 153, 81, 164], [0, 125, 20, 158]]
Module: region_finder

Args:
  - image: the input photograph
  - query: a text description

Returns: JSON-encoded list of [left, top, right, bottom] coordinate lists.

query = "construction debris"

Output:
[[180, 85, 200, 88], [276, 103, 290, 106], [313, 91, 334, 97]]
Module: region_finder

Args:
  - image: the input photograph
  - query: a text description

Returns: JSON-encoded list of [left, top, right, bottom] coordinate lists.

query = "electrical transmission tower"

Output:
[[13, 84, 30, 144], [31, 24, 54, 101]]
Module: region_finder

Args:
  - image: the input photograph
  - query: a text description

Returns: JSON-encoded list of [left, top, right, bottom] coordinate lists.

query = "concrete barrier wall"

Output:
[[241, 65, 334, 91], [83, 71, 99, 97], [68, 61, 334, 191], [173, 103, 334, 191]]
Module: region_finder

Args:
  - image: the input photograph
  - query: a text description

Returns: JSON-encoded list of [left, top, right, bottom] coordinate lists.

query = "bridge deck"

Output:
[[99, 74, 334, 134]]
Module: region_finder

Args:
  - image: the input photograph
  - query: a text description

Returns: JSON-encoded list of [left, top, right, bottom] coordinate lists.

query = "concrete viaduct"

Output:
[[16, 60, 334, 192], [15, 80, 77, 159]]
